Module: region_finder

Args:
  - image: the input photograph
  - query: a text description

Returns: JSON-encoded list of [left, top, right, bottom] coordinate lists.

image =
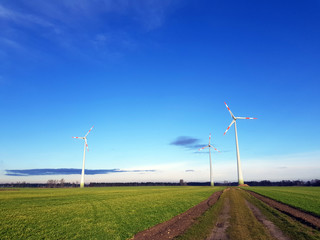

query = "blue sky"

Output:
[[0, 0, 319, 183]]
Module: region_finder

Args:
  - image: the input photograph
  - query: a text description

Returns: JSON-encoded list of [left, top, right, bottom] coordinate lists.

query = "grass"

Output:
[[247, 187, 320, 216], [0, 186, 224, 240]]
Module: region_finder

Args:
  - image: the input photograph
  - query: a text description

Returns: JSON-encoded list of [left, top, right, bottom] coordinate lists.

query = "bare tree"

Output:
[[47, 180, 54, 188], [60, 179, 65, 188]]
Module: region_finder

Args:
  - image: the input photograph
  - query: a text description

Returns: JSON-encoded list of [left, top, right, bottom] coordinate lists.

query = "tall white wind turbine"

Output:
[[72, 126, 94, 188], [199, 133, 220, 187], [224, 102, 256, 185]]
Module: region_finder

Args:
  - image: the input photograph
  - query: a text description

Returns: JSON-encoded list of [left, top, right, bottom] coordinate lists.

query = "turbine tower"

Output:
[[199, 133, 220, 187], [73, 126, 94, 188], [224, 102, 256, 185]]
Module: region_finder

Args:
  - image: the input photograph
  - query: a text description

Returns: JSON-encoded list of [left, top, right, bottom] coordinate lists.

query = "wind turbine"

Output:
[[72, 126, 94, 188], [199, 133, 220, 187], [224, 102, 256, 185]]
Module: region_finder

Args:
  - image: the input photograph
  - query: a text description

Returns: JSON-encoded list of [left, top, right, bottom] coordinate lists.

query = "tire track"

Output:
[[206, 197, 230, 240], [132, 190, 223, 240], [246, 190, 320, 229], [245, 200, 290, 240]]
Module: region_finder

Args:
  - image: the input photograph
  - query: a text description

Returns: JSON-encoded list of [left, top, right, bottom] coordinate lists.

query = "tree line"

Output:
[[188, 179, 320, 186], [0, 179, 319, 188]]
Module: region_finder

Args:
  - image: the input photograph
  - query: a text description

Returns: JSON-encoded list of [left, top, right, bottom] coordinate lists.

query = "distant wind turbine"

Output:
[[224, 102, 256, 185], [199, 133, 220, 187], [72, 126, 94, 188]]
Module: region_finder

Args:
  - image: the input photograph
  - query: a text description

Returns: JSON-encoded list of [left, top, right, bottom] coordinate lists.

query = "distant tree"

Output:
[[311, 179, 320, 186], [260, 180, 271, 186], [47, 180, 59, 188], [60, 179, 65, 188], [47, 180, 54, 188]]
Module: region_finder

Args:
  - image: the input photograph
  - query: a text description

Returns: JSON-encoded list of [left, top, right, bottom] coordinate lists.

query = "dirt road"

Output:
[[133, 188, 320, 240], [183, 188, 320, 240]]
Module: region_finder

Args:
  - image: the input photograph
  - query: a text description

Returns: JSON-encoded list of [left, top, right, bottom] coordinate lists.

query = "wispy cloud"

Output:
[[5, 168, 156, 176], [170, 136, 206, 150], [0, 37, 24, 50], [32, 1, 178, 30], [171, 136, 198, 146], [0, 4, 14, 19], [194, 149, 229, 154], [276, 166, 287, 169], [0, 1, 181, 61], [185, 169, 195, 172], [0, 4, 57, 30]]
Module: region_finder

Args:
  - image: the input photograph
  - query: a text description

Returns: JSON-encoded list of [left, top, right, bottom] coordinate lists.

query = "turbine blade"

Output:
[[84, 125, 94, 137], [72, 137, 84, 139], [210, 146, 220, 152], [224, 102, 235, 118], [224, 120, 235, 135], [85, 139, 89, 151], [236, 117, 257, 120], [199, 146, 209, 151], [209, 133, 211, 144]]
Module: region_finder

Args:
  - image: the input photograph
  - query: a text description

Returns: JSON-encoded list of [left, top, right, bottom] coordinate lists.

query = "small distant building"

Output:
[[179, 179, 187, 186]]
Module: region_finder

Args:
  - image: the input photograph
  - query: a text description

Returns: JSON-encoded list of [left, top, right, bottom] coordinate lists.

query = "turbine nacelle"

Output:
[[199, 133, 220, 152], [224, 102, 257, 135], [72, 126, 94, 151]]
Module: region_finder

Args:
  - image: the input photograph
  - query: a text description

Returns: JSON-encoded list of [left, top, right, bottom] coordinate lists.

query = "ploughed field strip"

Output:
[[132, 190, 223, 240], [177, 188, 320, 240], [246, 190, 320, 229], [247, 187, 320, 217]]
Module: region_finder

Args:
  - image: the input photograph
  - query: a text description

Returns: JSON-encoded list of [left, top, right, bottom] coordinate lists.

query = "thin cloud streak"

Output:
[[0, 1, 181, 61], [0, 4, 57, 29], [5, 168, 156, 176], [170, 136, 206, 150], [171, 136, 198, 146]]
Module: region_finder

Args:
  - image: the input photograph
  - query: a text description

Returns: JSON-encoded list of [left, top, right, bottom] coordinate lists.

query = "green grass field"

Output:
[[247, 187, 320, 216], [0, 186, 224, 240]]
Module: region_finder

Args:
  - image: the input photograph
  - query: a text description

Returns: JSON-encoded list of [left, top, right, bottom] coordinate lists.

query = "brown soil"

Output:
[[245, 200, 290, 240], [132, 190, 223, 240], [238, 184, 249, 187], [206, 198, 230, 240], [247, 190, 320, 229]]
